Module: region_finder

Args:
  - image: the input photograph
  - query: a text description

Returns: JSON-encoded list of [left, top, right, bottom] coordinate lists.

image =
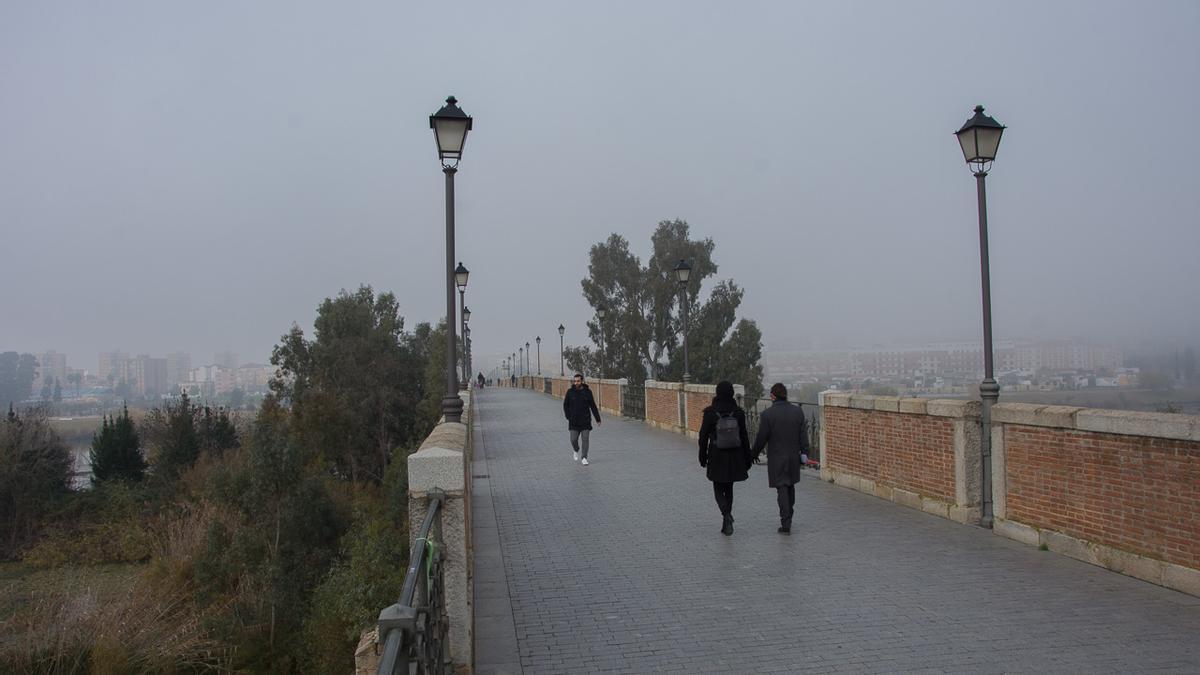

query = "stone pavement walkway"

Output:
[[471, 388, 1200, 674]]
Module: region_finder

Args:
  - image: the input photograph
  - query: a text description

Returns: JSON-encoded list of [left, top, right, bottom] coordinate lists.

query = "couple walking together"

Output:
[[698, 382, 810, 535]]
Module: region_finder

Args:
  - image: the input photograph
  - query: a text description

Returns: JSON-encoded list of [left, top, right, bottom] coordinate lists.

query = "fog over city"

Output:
[[3, 1, 1198, 374]]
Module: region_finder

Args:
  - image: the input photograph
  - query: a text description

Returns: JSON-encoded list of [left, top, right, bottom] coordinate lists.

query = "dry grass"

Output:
[[0, 497, 239, 673]]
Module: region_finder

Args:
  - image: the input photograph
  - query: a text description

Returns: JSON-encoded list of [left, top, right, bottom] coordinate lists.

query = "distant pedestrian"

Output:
[[698, 381, 751, 536], [751, 383, 810, 534], [563, 372, 601, 465]]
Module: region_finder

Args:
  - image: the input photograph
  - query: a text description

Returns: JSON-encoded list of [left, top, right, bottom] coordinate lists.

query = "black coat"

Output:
[[698, 398, 750, 483], [563, 384, 601, 430], [751, 400, 809, 487]]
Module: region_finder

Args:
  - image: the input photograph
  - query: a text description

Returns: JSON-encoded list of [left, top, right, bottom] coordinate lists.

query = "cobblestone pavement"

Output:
[[471, 388, 1200, 674]]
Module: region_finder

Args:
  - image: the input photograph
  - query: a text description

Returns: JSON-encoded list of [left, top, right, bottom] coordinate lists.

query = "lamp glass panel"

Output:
[[957, 129, 978, 163], [435, 119, 470, 157], [974, 126, 1003, 161]]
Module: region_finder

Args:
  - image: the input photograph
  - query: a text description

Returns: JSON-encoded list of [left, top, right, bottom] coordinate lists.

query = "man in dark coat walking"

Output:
[[751, 383, 810, 533], [698, 381, 751, 535], [563, 372, 601, 465]]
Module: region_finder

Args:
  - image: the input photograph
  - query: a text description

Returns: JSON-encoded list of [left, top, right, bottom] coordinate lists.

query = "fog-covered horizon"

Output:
[[4, 1, 1199, 375]]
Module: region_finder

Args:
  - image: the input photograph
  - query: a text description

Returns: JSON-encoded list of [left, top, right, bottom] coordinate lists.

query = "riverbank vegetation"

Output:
[[1, 285, 446, 672]]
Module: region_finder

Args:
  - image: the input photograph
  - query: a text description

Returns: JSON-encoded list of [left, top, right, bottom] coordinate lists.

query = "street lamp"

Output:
[[536, 336, 542, 375], [455, 262, 469, 388], [464, 324, 472, 385], [558, 324, 565, 376], [525, 342, 530, 379], [431, 95, 473, 423], [596, 305, 606, 379], [519, 346, 523, 379], [955, 104, 1006, 529], [674, 259, 692, 383]]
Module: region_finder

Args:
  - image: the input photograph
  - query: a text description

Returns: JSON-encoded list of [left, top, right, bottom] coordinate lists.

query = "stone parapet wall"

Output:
[[595, 378, 623, 416], [682, 383, 747, 438], [990, 403, 1200, 596], [645, 380, 683, 433], [358, 390, 474, 673], [820, 392, 981, 524]]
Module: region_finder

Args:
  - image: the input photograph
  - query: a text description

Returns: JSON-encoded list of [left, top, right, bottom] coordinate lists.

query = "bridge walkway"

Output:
[[470, 387, 1200, 674]]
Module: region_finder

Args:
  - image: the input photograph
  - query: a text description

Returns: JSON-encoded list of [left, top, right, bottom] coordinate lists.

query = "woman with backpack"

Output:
[[698, 380, 751, 535]]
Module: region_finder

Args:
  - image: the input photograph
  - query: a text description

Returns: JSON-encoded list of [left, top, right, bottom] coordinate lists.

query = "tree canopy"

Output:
[[269, 285, 441, 482], [0, 352, 39, 408], [89, 405, 147, 484], [579, 219, 764, 397]]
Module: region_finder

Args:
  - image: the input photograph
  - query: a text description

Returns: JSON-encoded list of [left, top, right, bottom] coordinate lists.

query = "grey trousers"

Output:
[[569, 429, 590, 458]]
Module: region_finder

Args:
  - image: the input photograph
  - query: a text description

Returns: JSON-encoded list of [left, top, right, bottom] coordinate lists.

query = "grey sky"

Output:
[[3, 1, 1198, 374]]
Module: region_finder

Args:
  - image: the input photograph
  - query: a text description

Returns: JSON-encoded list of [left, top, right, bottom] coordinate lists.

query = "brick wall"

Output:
[[992, 403, 1200, 595], [820, 393, 981, 524], [597, 380, 621, 416], [645, 383, 681, 430], [823, 406, 956, 503]]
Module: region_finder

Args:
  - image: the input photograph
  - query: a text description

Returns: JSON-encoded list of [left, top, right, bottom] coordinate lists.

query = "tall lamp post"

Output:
[[430, 96, 473, 423], [464, 324, 471, 385], [525, 342, 530, 379], [536, 336, 542, 375], [558, 324, 565, 376], [518, 346, 523, 379], [955, 104, 1006, 529], [674, 259, 692, 383], [595, 306, 607, 378], [455, 262, 469, 387]]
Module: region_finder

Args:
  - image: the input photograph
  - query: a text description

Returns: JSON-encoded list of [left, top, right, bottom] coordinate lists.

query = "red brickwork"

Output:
[[646, 387, 680, 428], [1004, 425, 1200, 570], [824, 407, 957, 502], [684, 390, 710, 433], [598, 382, 620, 414]]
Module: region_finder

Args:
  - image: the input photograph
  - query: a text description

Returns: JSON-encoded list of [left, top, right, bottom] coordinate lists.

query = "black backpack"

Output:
[[714, 411, 740, 450]]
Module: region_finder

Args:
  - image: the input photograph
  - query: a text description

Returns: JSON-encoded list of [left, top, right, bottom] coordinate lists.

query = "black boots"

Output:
[[721, 514, 734, 536]]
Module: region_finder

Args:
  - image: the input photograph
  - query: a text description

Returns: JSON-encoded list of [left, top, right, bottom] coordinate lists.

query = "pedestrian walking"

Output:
[[698, 381, 751, 536], [751, 383, 810, 534], [563, 372, 601, 465]]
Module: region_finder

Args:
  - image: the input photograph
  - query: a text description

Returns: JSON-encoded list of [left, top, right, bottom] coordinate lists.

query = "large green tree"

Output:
[[89, 405, 147, 484], [580, 219, 764, 396], [270, 285, 437, 483], [1, 405, 71, 557]]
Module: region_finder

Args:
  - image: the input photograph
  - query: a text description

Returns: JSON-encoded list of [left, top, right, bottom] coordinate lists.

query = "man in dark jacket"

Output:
[[751, 383, 810, 533], [563, 373, 601, 465]]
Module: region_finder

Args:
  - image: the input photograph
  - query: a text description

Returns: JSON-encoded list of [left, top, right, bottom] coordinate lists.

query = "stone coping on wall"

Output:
[[644, 379, 682, 390], [992, 402, 1200, 441], [994, 518, 1200, 597], [822, 392, 980, 418]]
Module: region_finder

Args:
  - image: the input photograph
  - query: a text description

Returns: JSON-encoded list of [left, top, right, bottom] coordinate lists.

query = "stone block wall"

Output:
[[820, 392, 982, 524], [990, 403, 1200, 596]]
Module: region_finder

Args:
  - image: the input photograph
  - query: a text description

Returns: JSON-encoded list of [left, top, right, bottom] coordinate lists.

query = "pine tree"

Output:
[[89, 405, 146, 483]]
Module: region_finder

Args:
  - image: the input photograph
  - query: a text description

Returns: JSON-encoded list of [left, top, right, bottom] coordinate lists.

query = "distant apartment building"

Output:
[[214, 351, 239, 370], [129, 355, 169, 397], [165, 352, 192, 386], [98, 351, 129, 383], [189, 364, 239, 396], [236, 363, 273, 391], [770, 339, 1124, 384], [36, 350, 68, 387]]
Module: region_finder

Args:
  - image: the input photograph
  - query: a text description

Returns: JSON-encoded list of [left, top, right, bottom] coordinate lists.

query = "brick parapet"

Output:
[[990, 405, 1200, 596], [820, 392, 982, 525]]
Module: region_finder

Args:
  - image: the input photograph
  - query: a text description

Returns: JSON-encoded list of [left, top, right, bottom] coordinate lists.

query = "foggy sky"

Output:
[[3, 1, 1198, 375]]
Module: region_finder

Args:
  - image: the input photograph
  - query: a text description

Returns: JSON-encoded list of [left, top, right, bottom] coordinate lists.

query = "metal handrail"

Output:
[[377, 489, 449, 675]]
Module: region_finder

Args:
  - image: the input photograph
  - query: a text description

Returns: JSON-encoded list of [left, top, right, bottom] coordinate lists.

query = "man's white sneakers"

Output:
[[573, 451, 580, 462], [581, 458, 589, 466]]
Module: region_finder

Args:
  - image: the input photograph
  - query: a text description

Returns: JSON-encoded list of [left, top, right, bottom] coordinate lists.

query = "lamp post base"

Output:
[[979, 377, 1000, 528], [442, 395, 464, 424]]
